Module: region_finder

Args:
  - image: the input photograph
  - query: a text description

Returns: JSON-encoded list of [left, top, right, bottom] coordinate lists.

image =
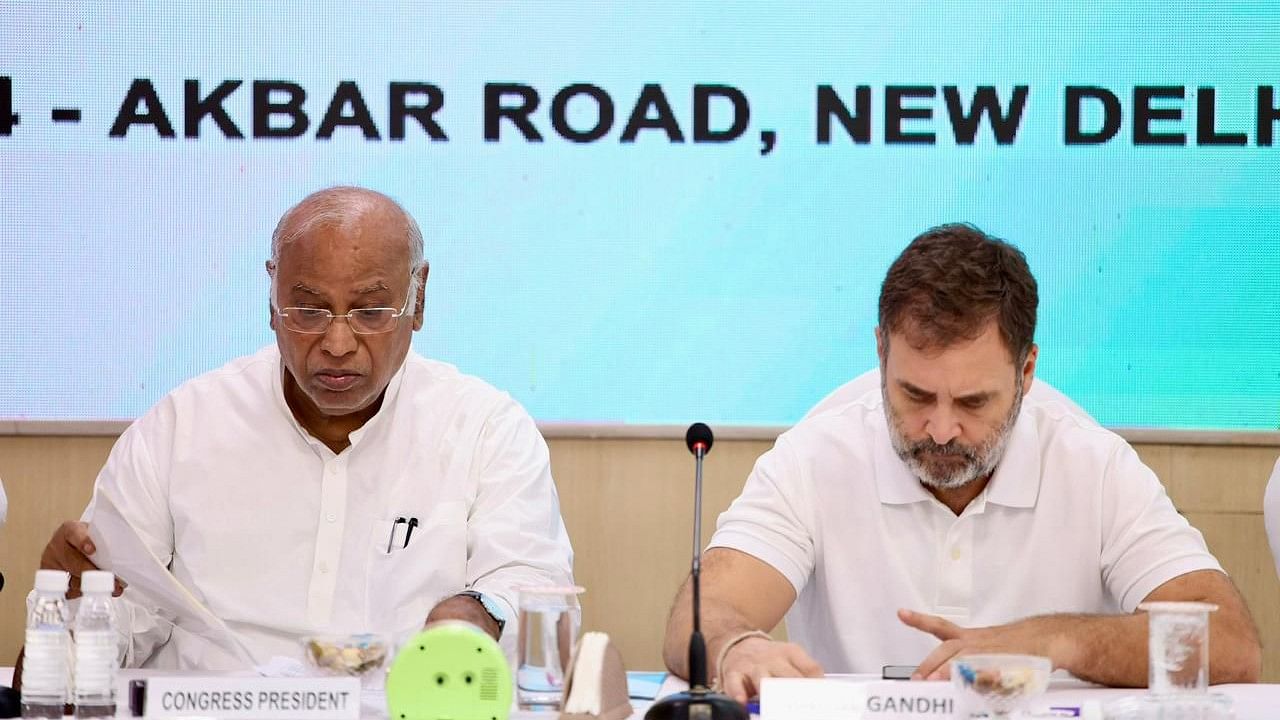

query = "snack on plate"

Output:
[[303, 633, 390, 676], [952, 654, 1051, 717]]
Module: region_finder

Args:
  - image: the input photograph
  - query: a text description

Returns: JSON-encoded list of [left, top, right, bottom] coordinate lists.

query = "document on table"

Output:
[[87, 487, 253, 665], [626, 671, 668, 700]]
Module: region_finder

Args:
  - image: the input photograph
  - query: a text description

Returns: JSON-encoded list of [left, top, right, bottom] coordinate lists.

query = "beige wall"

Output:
[[0, 435, 1277, 679]]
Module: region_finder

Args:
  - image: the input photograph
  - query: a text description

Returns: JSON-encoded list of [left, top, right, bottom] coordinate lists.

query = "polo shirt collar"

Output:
[[984, 408, 1041, 508], [872, 412, 936, 505], [872, 405, 1042, 509]]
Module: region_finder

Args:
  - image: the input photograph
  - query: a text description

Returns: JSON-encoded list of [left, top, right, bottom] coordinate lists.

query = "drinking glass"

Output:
[[515, 585, 585, 710], [1138, 601, 1217, 696]]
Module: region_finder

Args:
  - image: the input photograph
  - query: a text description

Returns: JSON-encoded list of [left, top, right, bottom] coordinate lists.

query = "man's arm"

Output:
[[76, 417, 180, 667], [903, 569, 1261, 685], [457, 398, 574, 650], [662, 548, 822, 703]]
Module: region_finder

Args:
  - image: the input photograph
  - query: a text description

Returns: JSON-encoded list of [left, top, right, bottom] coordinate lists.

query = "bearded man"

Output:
[[661, 224, 1260, 701]]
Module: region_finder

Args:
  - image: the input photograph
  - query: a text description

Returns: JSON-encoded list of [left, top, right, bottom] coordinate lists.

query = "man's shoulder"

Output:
[[1021, 398, 1126, 458], [398, 352, 523, 418], [781, 390, 885, 463], [141, 346, 275, 407], [163, 345, 280, 404], [116, 347, 281, 446]]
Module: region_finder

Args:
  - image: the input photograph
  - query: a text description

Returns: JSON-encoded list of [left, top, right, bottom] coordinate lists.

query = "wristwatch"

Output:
[[457, 590, 506, 635]]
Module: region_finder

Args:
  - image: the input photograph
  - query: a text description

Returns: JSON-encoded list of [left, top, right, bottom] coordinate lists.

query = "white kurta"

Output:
[[83, 345, 574, 669], [709, 377, 1222, 672]]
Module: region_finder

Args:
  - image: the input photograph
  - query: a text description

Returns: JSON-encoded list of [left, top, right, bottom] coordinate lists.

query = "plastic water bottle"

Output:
[[73, 571, 120, 718], [21, 570, 71, 718]]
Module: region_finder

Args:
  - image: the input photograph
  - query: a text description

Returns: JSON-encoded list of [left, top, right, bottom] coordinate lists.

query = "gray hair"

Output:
[[270, 186, 426, 307]]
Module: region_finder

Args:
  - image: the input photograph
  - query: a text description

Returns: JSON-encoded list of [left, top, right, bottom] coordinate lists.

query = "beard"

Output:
[[884, 378, 1024, 491]]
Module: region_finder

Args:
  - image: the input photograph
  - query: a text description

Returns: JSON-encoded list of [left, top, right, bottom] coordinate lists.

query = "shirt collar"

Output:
[[984, 408, 1041, 508], [872, 404, 1042, 509], [270, 345, 411, 453], [872, 411, 936, 505]]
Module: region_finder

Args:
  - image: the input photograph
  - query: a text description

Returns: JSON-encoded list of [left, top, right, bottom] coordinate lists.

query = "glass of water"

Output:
[[516, 585, 585, 710], [1138, 601, 1218, 696]]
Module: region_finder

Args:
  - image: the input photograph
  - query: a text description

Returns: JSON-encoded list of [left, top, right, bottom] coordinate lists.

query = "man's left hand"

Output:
[[897, 609, 1066, 680], [425, 595, 502, 641]]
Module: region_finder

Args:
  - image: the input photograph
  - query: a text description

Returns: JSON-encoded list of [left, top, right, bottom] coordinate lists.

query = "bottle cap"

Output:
[[34, 569, 70, 593], [81, 570, 115, 594]]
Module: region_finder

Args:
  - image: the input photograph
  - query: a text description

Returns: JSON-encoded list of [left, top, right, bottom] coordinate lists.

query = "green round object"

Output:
[[385, 623, 512, 720]]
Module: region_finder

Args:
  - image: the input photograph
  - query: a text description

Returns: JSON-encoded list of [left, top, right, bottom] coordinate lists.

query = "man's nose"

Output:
[[925, 404, 961, 446], [319, 316, 359, 357]]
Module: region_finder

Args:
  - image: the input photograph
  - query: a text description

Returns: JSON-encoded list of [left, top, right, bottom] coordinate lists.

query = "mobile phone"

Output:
[[882, 664, 916, 680]]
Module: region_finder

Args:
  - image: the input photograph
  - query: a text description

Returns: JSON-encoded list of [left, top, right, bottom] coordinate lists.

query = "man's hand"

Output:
[[424, 594, 501, 641], [718, 636, 823, 704], [39, 521, 124, 599], [897, 609, 1066, 681]]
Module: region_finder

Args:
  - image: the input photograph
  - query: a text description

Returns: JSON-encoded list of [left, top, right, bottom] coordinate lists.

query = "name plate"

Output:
[[760, 678, 957, 720], [139, 676, 362, 719]]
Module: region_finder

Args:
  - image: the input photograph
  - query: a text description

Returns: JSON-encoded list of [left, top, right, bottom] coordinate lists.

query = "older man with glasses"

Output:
[[33, 186, 574, 670]]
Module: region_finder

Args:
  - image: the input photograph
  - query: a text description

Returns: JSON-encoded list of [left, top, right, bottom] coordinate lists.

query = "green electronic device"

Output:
[[385, 623, 513, 720]]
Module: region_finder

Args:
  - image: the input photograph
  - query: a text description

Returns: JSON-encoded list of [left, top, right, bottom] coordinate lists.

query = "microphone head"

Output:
[[685, 422, 714, 455]]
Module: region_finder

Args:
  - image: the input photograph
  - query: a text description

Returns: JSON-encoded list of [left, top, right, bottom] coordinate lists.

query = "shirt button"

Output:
[[951, 547, 962, 560], [318, 562, 330, 574], [326, 514, 337, 523]]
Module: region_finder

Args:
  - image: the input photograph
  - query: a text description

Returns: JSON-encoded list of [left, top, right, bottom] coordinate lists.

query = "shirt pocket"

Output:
[[366, 500, 468, 634]]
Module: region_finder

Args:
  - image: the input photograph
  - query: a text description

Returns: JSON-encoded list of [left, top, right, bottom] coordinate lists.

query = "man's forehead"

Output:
[[884, 327, 1015, 394]]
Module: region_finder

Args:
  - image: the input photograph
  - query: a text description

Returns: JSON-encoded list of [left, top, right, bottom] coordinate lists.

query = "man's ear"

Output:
[[266, 261, 277, 330], [412, 262, 429, 331], [875, 327, 887, 367], [1021, 343, 1038, 394]]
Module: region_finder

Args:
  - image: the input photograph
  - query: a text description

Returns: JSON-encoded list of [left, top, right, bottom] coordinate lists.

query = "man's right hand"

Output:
[[718, 636, 823, 704], [39, 521, 123, 598]]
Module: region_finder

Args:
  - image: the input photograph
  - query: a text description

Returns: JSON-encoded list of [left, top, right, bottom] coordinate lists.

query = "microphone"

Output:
[[686, 421, 713, 456], [646, 423, 747, 720]]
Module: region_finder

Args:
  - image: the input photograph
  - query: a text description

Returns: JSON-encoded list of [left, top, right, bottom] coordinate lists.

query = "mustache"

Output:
[[906, 439, 977, 461]]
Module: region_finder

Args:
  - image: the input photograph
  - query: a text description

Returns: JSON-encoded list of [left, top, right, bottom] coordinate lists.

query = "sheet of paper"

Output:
[[87, 487, 254, 665], [626, 671, 667, 700]]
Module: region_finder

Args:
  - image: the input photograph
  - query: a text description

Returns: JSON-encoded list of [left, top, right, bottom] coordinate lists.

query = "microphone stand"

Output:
[[646, 438, 747, 720]]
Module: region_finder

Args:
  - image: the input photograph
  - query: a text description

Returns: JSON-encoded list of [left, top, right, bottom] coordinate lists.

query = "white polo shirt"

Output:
[[84, 345, 574, 669], [708, 379, 1222, 672]]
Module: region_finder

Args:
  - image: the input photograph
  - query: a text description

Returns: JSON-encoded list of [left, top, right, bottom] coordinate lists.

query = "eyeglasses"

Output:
[[276, 290, 413, 335]]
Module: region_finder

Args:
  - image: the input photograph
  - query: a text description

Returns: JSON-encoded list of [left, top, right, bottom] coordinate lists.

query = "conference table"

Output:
[[5, 669, 1278, 718]]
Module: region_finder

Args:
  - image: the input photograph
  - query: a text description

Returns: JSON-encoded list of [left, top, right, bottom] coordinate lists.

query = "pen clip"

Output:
[[386, 517, 407, 554], [403, 517, 419, 548]]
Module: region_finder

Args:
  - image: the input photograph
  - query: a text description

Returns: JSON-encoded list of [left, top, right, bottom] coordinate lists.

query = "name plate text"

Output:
[[140, 676, 362, 719], [760, 678, 957, 720]]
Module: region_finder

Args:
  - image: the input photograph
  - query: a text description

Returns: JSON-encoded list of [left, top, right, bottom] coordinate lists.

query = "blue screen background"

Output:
[[1, 2, 1276, 430]]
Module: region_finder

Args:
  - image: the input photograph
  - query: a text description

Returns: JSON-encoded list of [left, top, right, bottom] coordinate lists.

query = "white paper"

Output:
[[87, 488, 254, 665]]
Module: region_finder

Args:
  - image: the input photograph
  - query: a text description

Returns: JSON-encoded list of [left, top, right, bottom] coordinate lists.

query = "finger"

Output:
[[783, 646, 825, 677], [68, 522, 96, 556], [913, 640, 963, 681], [744, 668, 772, 702], [763, 659, 807, 679], [723, 670, 750, 705], [898, 609, 962, 640], [926, 662, 954, 682]]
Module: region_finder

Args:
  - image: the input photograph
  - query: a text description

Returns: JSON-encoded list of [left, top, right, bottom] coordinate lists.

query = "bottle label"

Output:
[[74, 630, 118, 696], [23, 628, 70, 697]]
